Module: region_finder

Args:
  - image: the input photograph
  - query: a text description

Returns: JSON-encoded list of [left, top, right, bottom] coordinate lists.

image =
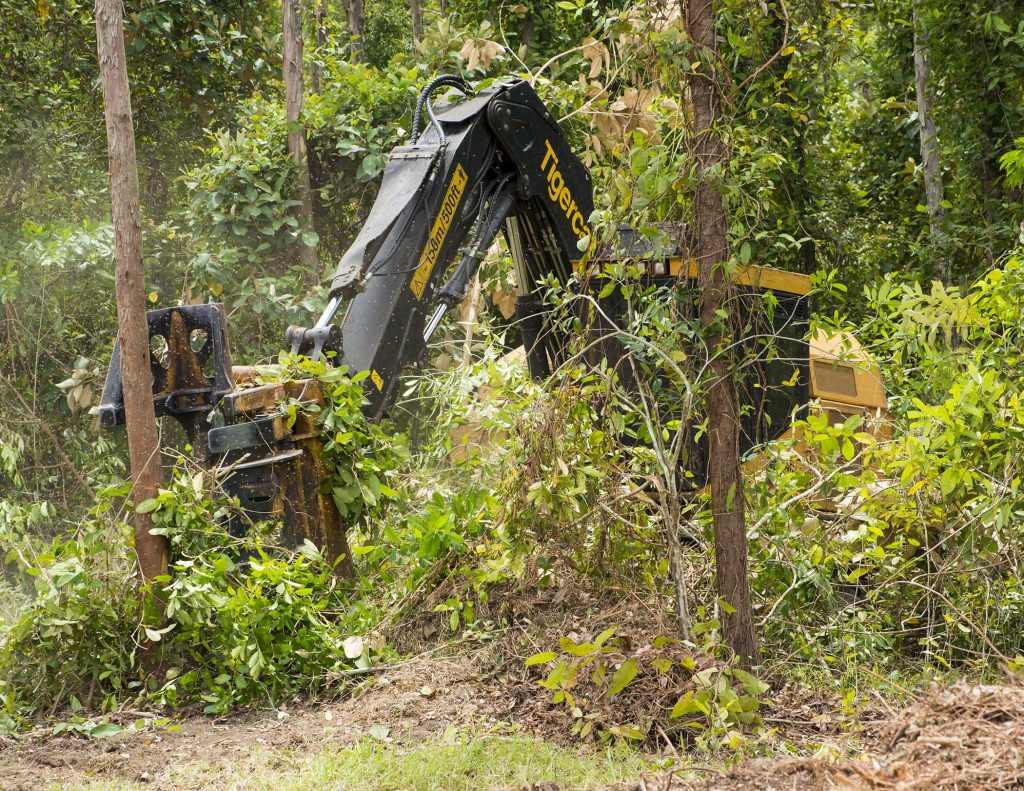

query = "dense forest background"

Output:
[[3, 0, 1024, 780]]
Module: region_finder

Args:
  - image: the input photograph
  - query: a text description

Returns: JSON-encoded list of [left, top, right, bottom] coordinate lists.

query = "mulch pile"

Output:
[[834, 682, 1024, 790], [601, 681, 1024, 790]]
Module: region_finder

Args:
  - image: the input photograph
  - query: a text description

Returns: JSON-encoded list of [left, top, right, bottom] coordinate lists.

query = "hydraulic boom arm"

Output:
[[285, 76, 595, 419]]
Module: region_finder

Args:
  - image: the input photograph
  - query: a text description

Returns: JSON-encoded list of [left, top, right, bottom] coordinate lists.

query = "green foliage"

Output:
[[258, 354, 407, 524], [0, 479, 377, 725], [527, 625, 768, 752], [0, 363, 406, 725], [0, 504, 140, 726], [1000, 138, 1024, 190], [750, 252, 1024, 670], [180, 62, 419, 282], [156, 539, 365, 714], [183, 115, 301, 262]]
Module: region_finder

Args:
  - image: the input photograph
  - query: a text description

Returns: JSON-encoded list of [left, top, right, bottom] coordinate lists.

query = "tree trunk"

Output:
[[283, 0, 319, 277], [348, 0, 365, 63], [912, 0, 947, 280], [684, 0, 758, 666], [522, 14, 534, 56], [411, 0, 422, 41], [311, 0, 327, 95], [94, 0, 168, 616]]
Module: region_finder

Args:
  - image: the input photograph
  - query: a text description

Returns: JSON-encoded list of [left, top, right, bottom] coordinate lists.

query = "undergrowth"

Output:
[[6, 253, 1024, 761]]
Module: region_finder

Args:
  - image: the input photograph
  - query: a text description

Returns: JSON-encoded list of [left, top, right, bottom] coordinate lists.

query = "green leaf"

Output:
[[610, 724, 645, 740], [89, 723, 125, 739], [731, 667, 769, 696], [940, 467, 961, 497], [525, 651, 558, 666], [606, 659, 637, 697], [739, 241, 752, 265], [136, 498, 160, 514], [669, 691, 702, 719]]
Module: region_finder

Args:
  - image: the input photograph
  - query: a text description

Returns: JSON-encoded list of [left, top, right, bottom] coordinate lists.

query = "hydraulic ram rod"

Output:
[[424, 189, 517, 342]]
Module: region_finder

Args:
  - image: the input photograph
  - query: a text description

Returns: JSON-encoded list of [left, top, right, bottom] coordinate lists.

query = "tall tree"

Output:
[[411, 0, 423, 40], [311, 0, 327, 95], [94, 0, 168, 609], [348, 0, 365, 62], [684, 0, 758, 665], [911, 0, 947, 278], [282, 0, 319, 275]]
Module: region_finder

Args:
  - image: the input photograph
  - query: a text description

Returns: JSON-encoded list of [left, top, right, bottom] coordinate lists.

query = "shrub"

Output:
[[0, 362, 405, 725]]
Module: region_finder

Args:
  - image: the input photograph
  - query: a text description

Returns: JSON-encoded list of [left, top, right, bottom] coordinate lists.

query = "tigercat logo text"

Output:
[[411, 163, 469, 299], [541, 139, 594, 254]]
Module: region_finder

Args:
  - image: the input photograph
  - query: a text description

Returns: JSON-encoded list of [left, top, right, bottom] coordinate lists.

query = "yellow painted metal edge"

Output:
[[580, 257, 812, 296], [672, 258, 811, 296]]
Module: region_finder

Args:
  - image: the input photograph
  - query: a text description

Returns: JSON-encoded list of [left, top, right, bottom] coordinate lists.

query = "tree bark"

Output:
[[283, 0, 319, 277], [348, 0, 365, 63], [912, 0, 947, 280], [410, 0, 422, 41], [311, 0, 327, 95], [684, 0, 758, 666], [94, 0, 168, 610]]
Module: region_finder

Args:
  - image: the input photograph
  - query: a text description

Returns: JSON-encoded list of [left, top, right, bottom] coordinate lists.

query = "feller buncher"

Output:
[[96, 76, 888, 568]]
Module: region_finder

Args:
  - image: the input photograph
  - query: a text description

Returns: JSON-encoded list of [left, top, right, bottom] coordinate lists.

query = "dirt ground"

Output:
[[4, 585, 1023, 790], [0, 648, 510, 790], [6, 659, 1024, 790]]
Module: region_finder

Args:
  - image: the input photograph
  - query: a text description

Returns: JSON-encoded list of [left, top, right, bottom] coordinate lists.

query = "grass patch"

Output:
[[52, 728, 656, 790]]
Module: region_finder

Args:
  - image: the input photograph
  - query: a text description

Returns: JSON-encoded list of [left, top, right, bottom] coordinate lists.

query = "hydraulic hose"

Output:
[[410, 75, 472, 145]]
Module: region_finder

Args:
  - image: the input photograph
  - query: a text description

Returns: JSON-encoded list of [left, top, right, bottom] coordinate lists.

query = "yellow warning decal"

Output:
[[410, 163, 469, 299], [370, 369, 384, 391]]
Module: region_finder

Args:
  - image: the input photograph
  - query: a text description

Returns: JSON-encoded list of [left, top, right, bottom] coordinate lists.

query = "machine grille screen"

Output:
[[814, 361, 858, 397]]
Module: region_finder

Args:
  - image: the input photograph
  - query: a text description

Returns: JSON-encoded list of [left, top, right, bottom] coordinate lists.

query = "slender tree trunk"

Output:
[[94, 0, 168, 616], [522, 14, 534, 56], [665, 497, 692, 640], [283, 0, 319, 277], [410, 0, 422, 40], [684, 0, 758, 666], [348, 0, 364, 63], [311, 0, 327, 95], [912, 0, 947, 280]]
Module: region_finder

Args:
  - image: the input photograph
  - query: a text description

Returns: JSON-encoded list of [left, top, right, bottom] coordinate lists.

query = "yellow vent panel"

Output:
[[813, 360, 858, 398]]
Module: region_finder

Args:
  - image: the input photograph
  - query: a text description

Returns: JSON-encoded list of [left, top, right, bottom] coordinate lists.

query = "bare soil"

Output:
[[7, 668, 1022, 790], [3, 583, 1020, 790], [1, 648, 508, 790]]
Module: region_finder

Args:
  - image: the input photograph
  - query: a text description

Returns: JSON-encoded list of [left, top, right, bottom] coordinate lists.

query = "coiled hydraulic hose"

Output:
[[410, 75, 472, 145]]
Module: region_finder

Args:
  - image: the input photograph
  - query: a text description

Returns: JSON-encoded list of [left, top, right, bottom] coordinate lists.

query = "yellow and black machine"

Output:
[[96, 75, 887, 566]]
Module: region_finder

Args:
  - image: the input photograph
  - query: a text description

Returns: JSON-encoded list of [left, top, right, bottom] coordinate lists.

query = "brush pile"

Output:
[[610, 681, 1024, 790], [836, 682, 1024, 790]]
